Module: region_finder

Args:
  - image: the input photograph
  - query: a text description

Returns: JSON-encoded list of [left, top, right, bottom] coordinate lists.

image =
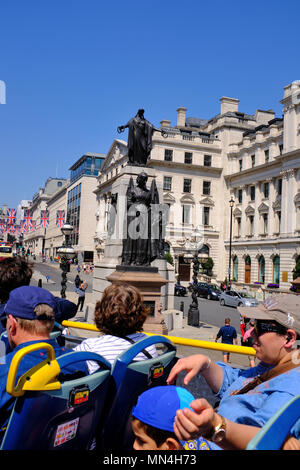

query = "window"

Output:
[[164, 149, 173, 161], [249, 215, 254, 235], [239, 159, 243, 171], [163, 176, 172, 191], [273, 255, 280, 284], [184, 152, 193, 164], [264, 150, 269, 163], [204, 155, 212, 167], [183, 178, 191, 193], [258, 256, 265, 283], [263, 214, 268, 234], [238, 189, 243, 203], [237, 217, 241, 236], [233, 256, 238, 281], [203, 181, 211, 195], [278, 178, 282, 196], [57, 181, 62, 187], [182, 205, 191, 224], [279, 144, 283, 155], [263, 182, 269, 199], [203, 207, 210, 226], [251, 155, 255, 167], [250, 186, 255, 201]]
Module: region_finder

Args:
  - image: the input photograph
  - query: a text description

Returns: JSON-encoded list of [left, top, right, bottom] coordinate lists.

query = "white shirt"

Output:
[[74, 332, 158, 374]]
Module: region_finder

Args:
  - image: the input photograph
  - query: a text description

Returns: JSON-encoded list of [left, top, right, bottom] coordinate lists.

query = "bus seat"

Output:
[[1, 342, 111, 450], [246, 395, 300, 450], [98, 335, 177, 450]]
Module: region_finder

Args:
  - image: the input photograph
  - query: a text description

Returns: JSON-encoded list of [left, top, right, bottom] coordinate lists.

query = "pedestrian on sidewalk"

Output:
[[76, 281, 88, 312], [215, 317, 237, 363], [74, 274, 82, 293]]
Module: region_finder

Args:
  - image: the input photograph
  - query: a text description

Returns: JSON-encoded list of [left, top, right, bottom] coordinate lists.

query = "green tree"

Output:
[[165, 252, 174, 266]]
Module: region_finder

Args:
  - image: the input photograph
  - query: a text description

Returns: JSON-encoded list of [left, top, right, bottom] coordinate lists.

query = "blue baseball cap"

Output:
[[4, 286, 57, 320], [132, 385, 195, 433]]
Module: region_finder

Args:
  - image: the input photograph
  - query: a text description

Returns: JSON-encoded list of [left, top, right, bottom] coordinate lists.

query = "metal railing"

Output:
[[61, 320, 256, 357]]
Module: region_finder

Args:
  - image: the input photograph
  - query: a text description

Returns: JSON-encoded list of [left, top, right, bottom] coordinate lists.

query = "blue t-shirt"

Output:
[[216, 325, 237, 344], [0, 338, 89, 443], [212, 361, 300, 447]]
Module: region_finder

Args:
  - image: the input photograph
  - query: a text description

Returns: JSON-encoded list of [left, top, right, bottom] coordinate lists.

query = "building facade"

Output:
[[94, 81, 300, 290]]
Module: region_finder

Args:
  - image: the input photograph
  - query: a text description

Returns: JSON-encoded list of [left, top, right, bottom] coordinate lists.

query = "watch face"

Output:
[[213, 428, 226, 443]]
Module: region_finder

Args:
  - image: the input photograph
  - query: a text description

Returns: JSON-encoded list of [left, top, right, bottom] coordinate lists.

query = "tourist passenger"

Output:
[[167, 294, 300, 449], [74, 283, 157, 372], [0, 256, 77, 337], [0, 286, 89, 444], [131, 386, 212, 450]]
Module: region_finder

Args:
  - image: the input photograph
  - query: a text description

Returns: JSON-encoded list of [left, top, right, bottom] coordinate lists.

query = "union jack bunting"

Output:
[[23, 209, 33, 227], [0, 221, 6, 232], [40, 210, 49, 228], [56, 210, 65, 228], [6, 208, 16, 225], [8, 224, 15, 234], [31, 220, 36, 232]]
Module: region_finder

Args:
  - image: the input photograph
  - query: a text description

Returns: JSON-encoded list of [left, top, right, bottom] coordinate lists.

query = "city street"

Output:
[[31, 260, 242, 332]]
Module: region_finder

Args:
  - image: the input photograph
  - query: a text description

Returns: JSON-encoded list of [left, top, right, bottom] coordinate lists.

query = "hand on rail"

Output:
[[167, 354, 210, 386]]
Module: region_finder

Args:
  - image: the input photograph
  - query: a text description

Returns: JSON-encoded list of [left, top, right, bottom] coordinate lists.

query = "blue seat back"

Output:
[[98, 335, 177, 450], [247, 395, 300, 450], [1, 349, 111, 450]]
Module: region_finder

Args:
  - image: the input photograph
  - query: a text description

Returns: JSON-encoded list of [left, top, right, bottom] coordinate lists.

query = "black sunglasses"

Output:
[[0, 315, 7, 329], [254, 320, 287, 337]]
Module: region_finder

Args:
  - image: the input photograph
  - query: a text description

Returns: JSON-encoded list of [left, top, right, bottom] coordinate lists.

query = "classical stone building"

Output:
[[94, 81, 300, 290]]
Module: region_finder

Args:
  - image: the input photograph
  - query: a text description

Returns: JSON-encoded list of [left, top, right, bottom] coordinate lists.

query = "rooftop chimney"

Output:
[[220, 97, 239, 115], [176, 107, 187, 127]]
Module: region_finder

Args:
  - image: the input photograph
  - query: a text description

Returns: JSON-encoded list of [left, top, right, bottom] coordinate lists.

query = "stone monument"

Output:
[[92, 110, 174, 333]]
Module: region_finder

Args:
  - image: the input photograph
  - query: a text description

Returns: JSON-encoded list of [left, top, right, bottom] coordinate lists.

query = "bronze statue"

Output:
[[117, 109, 167, 166], [121, 172, 165, 266]]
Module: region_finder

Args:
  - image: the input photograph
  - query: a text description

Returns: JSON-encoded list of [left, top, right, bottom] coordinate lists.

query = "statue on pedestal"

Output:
[[121, 172, 165, 266]]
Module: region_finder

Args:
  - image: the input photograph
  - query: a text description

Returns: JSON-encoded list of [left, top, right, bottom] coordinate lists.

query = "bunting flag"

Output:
[[31, 220, 36, 232], [56, 210, 65, 228], [0, 221, 6, 233], [8, 224, 15, 234], [40, 210, 49, 228], [24, 209, 33, 227], [21, 220, 29, 233], [6, 208, 16, 225]]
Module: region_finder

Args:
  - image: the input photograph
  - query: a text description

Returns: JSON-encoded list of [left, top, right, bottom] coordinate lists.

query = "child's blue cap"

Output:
[[132, 385, 194, 432]]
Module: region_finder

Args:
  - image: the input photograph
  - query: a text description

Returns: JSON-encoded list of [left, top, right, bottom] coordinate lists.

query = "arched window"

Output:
[[273, 255, 280, 284], [233, 256, 238, 281], [245, 255, 251, 283], [258, 256, 265, 284]]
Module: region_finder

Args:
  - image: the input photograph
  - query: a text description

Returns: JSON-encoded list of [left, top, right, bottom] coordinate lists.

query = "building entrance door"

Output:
[[178, 256, 191, 281], [245, 256, 251, 283]]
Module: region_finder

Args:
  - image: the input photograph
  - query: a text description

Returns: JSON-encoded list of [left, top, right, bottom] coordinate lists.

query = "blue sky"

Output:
[[1, 0, 300, 208]]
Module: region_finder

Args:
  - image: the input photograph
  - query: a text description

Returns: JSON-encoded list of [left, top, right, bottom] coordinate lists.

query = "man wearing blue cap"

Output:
[[131, 386, 212, 451], [0, 285, 88, 443]]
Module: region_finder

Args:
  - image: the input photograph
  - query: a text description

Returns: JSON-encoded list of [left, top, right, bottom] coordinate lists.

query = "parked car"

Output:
[[219, 290, 259, 308], [199, 283, 222, 300], [174, 284, 187, 296]]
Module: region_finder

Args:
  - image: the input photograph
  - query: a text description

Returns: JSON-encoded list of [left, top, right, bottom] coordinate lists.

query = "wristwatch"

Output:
[[203, 414, 227, 443]]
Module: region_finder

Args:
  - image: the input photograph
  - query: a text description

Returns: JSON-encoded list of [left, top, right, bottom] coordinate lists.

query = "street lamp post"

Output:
[[185, 229, 202, 327], [57, 223, 75, 299], [228, 196, 235, 290]]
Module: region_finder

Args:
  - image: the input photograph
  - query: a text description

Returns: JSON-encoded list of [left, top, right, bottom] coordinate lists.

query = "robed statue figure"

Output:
[[117, 109, 167, 166], [121, 172, 165, 266]]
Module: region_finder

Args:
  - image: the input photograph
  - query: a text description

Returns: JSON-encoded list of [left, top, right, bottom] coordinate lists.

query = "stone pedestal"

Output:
[[107, 265, 169, 335]]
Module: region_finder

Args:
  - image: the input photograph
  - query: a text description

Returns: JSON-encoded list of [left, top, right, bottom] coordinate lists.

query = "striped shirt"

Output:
[[74, 333, 158, 374]]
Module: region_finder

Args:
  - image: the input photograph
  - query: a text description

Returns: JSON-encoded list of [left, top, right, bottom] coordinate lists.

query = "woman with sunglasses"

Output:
[[167, 294, 300, 450]]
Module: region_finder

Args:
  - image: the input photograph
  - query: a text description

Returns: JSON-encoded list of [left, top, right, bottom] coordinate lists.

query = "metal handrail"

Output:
[[61, 320, 256, 357]]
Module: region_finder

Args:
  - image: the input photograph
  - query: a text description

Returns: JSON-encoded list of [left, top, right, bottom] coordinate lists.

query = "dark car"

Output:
[[174, 284, 187, 296], [196, 282, 221, 300]]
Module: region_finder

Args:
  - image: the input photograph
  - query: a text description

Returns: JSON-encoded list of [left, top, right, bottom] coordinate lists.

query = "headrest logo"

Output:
[[286, 313, 295, 327]]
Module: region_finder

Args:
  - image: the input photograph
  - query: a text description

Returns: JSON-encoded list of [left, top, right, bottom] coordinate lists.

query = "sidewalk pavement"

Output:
[[56, 289, 252, 369]]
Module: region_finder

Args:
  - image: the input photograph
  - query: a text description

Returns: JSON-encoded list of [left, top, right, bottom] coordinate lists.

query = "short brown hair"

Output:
[[131, 417, 178, 447], [0, 256, 33, 302], [94, 284, 149, 336]]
